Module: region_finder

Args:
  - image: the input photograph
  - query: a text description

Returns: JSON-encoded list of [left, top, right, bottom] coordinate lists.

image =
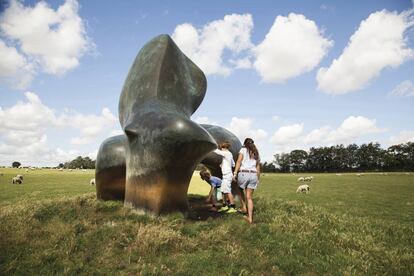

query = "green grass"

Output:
[[0, 168, 413, 275]]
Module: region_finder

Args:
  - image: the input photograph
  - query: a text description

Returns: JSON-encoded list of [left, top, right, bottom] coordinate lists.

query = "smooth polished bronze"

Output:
[[95, 34, 241, 215]]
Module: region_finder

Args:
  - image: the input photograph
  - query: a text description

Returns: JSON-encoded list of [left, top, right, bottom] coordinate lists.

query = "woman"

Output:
[[233, 138, 260, 224]]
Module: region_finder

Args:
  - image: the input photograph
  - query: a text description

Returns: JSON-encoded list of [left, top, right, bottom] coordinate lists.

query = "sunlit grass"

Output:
[[0, 168, 413, 274]]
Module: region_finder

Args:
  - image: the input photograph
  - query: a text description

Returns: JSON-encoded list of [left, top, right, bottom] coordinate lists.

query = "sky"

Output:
[[0, 0, 414, 166]]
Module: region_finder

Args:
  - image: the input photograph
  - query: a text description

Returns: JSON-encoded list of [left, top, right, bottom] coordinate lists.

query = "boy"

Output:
[[214, 142, 237, 213], [200, 169, 222, 211]]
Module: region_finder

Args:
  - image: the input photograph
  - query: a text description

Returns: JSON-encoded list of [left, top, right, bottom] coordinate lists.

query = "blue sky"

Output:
[[0, 0, 413, 166]]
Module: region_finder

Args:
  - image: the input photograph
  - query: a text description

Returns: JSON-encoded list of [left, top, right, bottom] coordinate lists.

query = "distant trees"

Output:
[[268, 142, 414, 173], [62, 156, 95, 169], [12, 161, 21, 168]]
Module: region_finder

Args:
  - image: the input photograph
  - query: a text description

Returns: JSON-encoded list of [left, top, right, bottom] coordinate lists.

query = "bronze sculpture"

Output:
[[95, 34, 241, 215]]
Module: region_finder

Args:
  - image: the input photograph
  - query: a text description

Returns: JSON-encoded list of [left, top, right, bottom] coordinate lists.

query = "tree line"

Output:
[[60, 156, 96, 169], [262, 142, 414, 173]]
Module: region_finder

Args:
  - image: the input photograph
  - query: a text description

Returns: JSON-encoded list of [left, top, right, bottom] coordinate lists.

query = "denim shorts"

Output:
[[237, 172, 258, 190]]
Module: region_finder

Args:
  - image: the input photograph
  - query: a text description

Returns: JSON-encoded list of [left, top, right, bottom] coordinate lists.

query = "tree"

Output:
[[63, 156, 96, 169], [12, 161, 21, 168], [274, 153, 291, 172], [289, 150, 308, 172]]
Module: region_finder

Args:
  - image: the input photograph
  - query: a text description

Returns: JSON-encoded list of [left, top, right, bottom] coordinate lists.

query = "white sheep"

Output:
[[90, 178, 95, 185], [25, 169, 29, 172], [296, 184, 310, 194], [297, 177, 305, 182], [16, 175, 23, 181], [12, 177, 23, 184], [304, 176, 313, 182]]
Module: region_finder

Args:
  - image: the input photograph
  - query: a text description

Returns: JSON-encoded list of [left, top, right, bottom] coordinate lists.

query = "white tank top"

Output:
[[239, 147, 257, 171]]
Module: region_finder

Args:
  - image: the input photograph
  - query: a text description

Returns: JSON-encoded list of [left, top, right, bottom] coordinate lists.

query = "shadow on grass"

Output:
[[186, 194, 223, 221]]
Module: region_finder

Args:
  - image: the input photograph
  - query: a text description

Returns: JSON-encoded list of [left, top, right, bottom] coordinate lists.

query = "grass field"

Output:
[[0, 168, 413, 275]]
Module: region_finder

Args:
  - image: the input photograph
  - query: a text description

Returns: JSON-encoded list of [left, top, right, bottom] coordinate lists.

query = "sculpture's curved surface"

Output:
[[95, 34, 242, 215], [200, 124, 242, 178], [120, 35, 216, 214], [95, 135, 126, 201]]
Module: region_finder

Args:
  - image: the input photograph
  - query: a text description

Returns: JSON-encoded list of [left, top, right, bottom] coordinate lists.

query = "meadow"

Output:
[[0, 168, 413, 275]]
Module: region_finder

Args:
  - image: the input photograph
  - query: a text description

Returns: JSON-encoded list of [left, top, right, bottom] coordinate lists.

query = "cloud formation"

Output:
[[270, 116, 386, 153], [0, 0, 92, 88], [254, 13, 333, 83], [0, 92, 118, 165], [172, 14, 254, 76], [388, 80, 414, 97], [317, 9, 414, 95]]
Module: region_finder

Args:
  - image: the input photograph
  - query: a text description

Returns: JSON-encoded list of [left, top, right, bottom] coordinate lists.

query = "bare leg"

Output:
[[227, 192, 235, 205], [246, 188, 254, 224], [238, 187, 247, 212]]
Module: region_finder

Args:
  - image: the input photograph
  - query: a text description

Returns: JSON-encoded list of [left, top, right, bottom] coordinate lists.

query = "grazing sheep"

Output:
[[12, 177, 23, 184], [90, 178, 95, 185], [304, 176, 313, 182], [296, 184, 310, 194], [297, 177, 305, 182], [16, 175, 23, 181], [25, 169, 29, 172]]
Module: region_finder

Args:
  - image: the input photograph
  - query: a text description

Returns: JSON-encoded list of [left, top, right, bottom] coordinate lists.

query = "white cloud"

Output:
[[226, 117, 268, 143], [253, 13, 333, 83], [303, 126, 331, 144], [0, 40, 34, 89], [172, 14, 253, 76], [270, 123, 304, 144], [0, 92, 118, 166], [0, 0, 92, 88], [388, 80, 414, 97], [389, 130, 414, 145], [317, 9, 414, 95], [269, 116, 386, 154], [326, 116, 385, 143]]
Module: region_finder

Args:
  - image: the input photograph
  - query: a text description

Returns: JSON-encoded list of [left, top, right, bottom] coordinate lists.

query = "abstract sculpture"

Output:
[[96, 34, 241, 215]]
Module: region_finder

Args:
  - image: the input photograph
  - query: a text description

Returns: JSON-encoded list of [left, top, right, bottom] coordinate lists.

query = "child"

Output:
[[214, 141, 237, 213], [199, 169, 222, 211]]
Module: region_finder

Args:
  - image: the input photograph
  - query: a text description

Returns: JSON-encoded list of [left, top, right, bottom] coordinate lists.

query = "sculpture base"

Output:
[[124, 168, 193, 215], [96, 165, 126, 201]]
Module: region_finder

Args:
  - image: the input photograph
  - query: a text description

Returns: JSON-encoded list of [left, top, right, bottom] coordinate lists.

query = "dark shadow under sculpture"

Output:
[[95, 34, 241, 215]]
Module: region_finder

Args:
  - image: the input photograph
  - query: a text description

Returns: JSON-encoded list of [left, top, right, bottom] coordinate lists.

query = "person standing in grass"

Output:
[[233, 138, 260, 224], [214, 141, 237, 214], [199, 169, 222, 212]]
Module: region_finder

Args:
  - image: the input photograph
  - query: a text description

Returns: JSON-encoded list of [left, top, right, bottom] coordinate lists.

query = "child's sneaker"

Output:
[[218, 206, 229, 212], [227, 207, 237, 214]]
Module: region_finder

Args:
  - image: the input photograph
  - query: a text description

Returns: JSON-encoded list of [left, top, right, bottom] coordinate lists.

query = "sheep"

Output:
[[16, 175, 23, 181], [12, 177, 23, 184], [356, 173, 363, 177], [25, 169, 29, 172], [304, 176, 313, 182], [90, 178, 95, 185], [296, 184, 310, 194], [297, 177, 305, 182]]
